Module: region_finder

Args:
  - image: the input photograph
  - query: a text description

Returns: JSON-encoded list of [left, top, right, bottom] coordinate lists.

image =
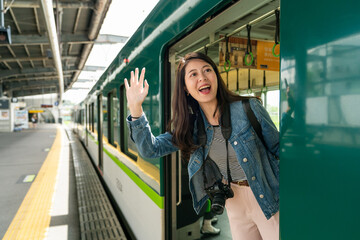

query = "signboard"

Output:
[[29, 110, 44, 113], [219, 37, 279, 71], [219, 36, 258, 69], [0, 110, 10, 120], [256, 41, 280, 71], [41, 104, 53, 108], [15, 110, 29, 129]]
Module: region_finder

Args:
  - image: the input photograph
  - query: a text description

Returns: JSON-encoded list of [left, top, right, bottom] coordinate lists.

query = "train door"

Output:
[[280, 1, 360, 239], [97, 94, 103, 172], [167, 0, 280, 239]]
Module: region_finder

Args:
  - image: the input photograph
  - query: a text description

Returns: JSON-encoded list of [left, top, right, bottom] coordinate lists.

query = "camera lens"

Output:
[[211, 193, 226, 215], [212, 203, 225, 215]]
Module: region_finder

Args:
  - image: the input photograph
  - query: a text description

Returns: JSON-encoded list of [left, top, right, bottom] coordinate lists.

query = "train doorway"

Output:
[[166, 0, 280, 239]]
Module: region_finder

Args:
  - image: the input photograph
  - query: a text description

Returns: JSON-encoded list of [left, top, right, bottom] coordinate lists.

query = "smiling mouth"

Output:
[[198, 85, 211, 93]]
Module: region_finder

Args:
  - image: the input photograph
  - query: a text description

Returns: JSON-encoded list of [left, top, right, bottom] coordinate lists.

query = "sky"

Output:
[[62, 0, 159, 104]]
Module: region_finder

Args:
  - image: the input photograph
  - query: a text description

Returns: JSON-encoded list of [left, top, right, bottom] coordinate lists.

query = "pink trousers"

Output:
[[225, 183, 279, 240]]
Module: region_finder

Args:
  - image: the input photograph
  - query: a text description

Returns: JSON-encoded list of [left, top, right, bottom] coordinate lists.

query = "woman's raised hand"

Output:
[[124, 68, 149, 117]]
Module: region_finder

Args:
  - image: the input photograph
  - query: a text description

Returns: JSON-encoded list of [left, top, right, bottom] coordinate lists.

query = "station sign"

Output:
[[219, 36, 279, 71], [29, 110, 44, 113], [41, 104, 53, 108]]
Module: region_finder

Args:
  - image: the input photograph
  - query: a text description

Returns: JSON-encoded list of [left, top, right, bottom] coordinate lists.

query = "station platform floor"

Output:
[[0, 124, 126, 240], [0, 124, 232, 240]]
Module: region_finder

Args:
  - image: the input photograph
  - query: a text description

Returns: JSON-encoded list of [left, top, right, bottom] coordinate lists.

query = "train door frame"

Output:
[[164, 1, 281, 239], [163, 51, 176, 240], [164, 50, 202, 239], [97, 94, 104, 172]]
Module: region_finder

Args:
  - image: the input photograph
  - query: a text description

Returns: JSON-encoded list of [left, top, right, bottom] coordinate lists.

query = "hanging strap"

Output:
[[242, 99, 267, 150], [245, 25, 254, 66], [275, 9, 280, 44], [246, 24, 252, 54], [224, 37, 231, 72]]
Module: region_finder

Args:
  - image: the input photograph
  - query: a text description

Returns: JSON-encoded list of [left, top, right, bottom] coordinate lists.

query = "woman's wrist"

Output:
[[131, 113, 143, 121], [129, 105, 143, 117]]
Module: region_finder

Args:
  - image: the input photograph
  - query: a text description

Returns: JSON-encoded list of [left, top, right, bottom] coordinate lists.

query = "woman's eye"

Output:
[[205, 68, 212, 72]]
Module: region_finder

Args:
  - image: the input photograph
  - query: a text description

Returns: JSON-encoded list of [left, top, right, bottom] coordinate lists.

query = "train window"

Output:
[[120, 85, 138, 160], [94, 101, 99, 134], [102, 95, 108, 141], [89, 103, 92, 131], [107, 90, 119, 147], [80, 109, 84, 125], [113, 93, 120, 149], [85, 105, 89, 130], [91, 102, 95, 133], [262, 90, 280, 130]]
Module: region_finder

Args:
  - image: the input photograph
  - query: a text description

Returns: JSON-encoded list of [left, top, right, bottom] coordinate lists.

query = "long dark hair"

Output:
[[169, 52, 251, 160]]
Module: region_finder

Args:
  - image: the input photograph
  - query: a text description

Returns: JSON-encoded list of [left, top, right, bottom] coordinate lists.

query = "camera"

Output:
[[205, 180, 234, 215]]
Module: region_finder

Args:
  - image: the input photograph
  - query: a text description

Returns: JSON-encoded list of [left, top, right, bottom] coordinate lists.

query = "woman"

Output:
[[125, 52, 279, 240]]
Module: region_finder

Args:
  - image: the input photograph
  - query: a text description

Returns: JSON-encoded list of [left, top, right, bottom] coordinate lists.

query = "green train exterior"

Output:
[[76, 0, 360, 239]]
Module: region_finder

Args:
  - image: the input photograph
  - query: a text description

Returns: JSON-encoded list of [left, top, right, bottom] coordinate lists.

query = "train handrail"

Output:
[[176, 155, 182, 206]]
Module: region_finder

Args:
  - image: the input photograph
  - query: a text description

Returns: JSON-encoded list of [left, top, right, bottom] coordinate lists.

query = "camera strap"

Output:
[[197, 103, 232, 188], [220, 103, 233, 186]]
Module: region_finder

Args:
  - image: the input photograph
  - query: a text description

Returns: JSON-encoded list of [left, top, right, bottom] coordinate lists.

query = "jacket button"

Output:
[[234, 141, 238, 145], [259, 194, 264, 199], [243, 158, 248, 162], [251, 176, 256, 181]]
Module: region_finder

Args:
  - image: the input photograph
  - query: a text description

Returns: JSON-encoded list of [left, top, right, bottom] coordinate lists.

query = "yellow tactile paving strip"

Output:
[[3, 127, 62, 240]]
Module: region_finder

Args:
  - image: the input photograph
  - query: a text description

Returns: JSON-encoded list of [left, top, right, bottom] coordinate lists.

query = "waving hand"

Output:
[[124, 68, 149, 118]]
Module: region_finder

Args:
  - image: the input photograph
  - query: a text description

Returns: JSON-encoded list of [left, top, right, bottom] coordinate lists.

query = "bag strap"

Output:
[[242, 99, 267, 150]]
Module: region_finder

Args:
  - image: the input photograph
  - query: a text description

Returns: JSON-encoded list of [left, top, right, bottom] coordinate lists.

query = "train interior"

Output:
[[169, 0, 280, 127], [168, 0, 281, 238]]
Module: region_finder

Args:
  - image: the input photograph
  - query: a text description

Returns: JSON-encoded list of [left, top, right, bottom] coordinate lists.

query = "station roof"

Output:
[[0, 0, 127, 100]]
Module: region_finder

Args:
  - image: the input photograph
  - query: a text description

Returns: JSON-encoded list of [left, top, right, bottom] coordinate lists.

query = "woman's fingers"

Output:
[[126, 68, 146, 89], [139, 68, 145, 86], [124, 78, 129, 90], [144, 79, 149, 94], [135, 68, 139, 83], [130, 70, 135, 85]]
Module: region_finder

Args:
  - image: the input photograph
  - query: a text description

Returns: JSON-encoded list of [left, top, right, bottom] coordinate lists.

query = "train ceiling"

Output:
[[171, 0, 280, 63]]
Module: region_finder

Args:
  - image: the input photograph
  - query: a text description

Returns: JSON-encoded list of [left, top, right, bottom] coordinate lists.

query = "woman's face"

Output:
[[184, 59, 218, 108]]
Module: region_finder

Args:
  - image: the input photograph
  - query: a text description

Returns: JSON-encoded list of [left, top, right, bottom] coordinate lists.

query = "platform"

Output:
[[0, 124, 126, 240]]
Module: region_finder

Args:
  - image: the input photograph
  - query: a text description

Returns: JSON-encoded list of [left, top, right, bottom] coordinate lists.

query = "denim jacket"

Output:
[[127, 98, 279, 219]]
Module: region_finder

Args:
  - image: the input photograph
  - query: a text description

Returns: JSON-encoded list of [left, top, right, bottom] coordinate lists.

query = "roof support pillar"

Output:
[[0, 82, 3, 97], [1, 0, 4, 27], [40, 0, 64, 101]]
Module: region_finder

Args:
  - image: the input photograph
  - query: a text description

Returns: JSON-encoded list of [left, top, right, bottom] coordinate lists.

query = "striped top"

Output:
[[208, 126, 247, 181]]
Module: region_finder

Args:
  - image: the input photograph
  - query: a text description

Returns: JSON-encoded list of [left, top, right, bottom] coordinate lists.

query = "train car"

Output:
[[73, 0, 360, 239]]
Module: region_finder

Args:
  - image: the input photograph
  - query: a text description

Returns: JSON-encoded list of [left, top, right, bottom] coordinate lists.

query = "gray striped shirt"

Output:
[[208, 126, 247, 181]]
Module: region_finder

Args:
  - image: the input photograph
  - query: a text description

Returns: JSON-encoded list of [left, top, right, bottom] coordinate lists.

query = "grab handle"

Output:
[[176, 155, 182, 206]]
